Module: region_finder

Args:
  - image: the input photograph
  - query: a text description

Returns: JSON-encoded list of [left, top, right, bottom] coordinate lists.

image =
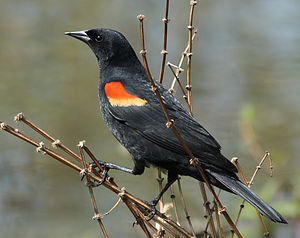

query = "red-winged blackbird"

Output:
[[65, 28, 287, 223]]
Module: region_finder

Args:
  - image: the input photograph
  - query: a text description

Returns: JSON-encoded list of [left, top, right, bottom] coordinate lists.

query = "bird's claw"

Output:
[[95, 166, 110, 187], [90, 159, 106, 171], [143, 199, 158, 221], [83, 160, 110, 186]]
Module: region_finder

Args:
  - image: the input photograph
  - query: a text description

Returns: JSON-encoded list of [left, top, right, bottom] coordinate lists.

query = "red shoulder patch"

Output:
[[104, 82, 147, 107]]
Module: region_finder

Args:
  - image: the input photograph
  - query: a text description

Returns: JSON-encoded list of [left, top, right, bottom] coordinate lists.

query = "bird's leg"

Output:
[[90, 159, 145, 186], [145, 172, 178, 220]]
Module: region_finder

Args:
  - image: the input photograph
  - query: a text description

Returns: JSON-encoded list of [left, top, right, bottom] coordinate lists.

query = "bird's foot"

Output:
[[89, 160, 110, 186], [90, 159, 107, 171], [78, 160, 110, 187], [94, 166, 110, 186], [143, 199, 159, 221]]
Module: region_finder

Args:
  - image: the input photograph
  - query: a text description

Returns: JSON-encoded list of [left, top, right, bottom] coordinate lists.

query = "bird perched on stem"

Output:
[[65, 28, 287, 224]]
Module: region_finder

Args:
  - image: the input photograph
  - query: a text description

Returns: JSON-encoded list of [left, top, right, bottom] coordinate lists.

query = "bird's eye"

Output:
[[95, 35, 104, 42]]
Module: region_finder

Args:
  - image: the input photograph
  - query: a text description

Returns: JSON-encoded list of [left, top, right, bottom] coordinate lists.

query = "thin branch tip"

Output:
[[78, 140, 86, 148], [14, 112, 24, 121], [137, 14, 145, 21]]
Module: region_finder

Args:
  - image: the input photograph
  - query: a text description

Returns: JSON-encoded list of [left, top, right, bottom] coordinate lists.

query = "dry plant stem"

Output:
[[78, 144, 109, 238], [203, 212, 213, 238], [199, 182, 217, 238], [248, 152, 270, 186], [186, 0, 197, 115], [168, 63, 192, 113], [158, 0, 170, 84], [268, 153, 273, 177], [133, 207, 160, 234], [152, 216, 182, 238], [82, 144, 104, 172], [157, 168, 164, 212], [170, 185, 180, 225], [1, 119, 194, 237], [169, 31, 197, 93], [126, 202, 153, 238], [192, 161, 242, 238], [137, 15, 241, 238], [214, 201, 224, 238], [14, 113, 83, 164], [231, 157, 248, 185], [168, 63, 187, 98], [102, 197, 122, 217], [231, 156, 270, 238], [184, 5, 216, 234], [0, 121, 82, 171], [177, 178, 196, 237], [156, 168, 165, 233]]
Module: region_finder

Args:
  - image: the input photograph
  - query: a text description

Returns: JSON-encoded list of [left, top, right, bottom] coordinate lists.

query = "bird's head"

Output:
[[65, 28, 139, 68]]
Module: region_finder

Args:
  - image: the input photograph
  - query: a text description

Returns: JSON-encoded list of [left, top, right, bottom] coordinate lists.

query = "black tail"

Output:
[[210, 171, 287, 224]]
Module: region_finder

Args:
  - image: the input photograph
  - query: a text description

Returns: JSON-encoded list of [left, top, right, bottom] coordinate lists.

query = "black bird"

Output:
[[65, 28, 287, 223]]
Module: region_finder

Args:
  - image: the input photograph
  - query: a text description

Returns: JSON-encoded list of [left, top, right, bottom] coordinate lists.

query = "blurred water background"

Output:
[[0, 0, 299, 237]]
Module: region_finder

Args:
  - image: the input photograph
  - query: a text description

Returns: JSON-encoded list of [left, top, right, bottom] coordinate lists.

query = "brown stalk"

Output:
[[177, 177, 196, 237], [157, 168, 165, 212], [214, 200, 225, 238], [137, 14, 242, 238], [0, 121, 82, 172], [169, 31, 197, 93], [82, 144, 104, 172], [199, 183, 217, 238], [168, 62, 192, 113], [14, 113, 83, 163], [186, 0, 197, 115], [231, 154, 271, 237], [78, 142, 109, 238], [180, 5, 216, 234], [248, 152, 271, 186], [170, 185, 180, 225], [126, 203, 153, 238], [156, 168, 165, 233], [158, 0, 170, 84]]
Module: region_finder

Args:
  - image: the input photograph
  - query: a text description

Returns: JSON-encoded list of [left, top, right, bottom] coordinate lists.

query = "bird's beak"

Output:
[[65, 31, 90, 44]]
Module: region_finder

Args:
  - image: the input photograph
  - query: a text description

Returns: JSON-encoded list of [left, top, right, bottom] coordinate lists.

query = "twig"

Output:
[[231, 154, 271, 237], [169, 31, 197, 94], [126, 201, 153, 238], [248, 152, 271, 187], [170, 185, 180, 226], [0, 121, 83, 172], [199, 182, 217, 238], [157, 168, 165, 212], [157, 168, 165, 232], [14, 113, 83, 163], [78, 141, 109, 238], [177, 177, 196, 237], [158, 0, 170, 84], [186, 0, 197, 116], [231, 157, 248, 185], [214, 200, 224, 238], [168, 62, 192, 113]]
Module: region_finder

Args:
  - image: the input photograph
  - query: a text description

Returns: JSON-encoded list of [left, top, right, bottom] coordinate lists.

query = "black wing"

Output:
[[106, 79, 237, 173]]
